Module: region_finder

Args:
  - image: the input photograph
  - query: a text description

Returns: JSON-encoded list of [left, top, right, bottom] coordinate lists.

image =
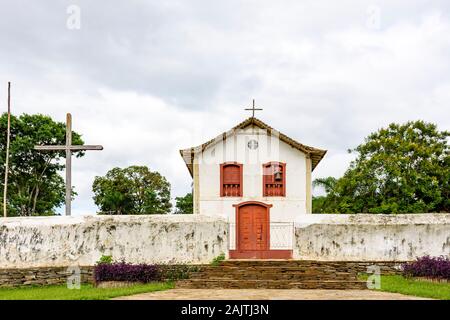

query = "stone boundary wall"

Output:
[[0, 262, 402, 287], [0, 264, 204, 288], [0, 266, 94, 287], [294, 214, 450, 261], [0, 214, 449, 270], [340, 261, 404, 275], [0, 215, 228, 268]]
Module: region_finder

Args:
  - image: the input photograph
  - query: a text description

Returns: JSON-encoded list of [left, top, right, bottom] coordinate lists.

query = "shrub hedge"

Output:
[[402, 256, 450, 280], [94, 262, 199, 283], [94, 262, 160, 283]]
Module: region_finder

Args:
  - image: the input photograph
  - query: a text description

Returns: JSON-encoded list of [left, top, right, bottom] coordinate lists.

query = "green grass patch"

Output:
[[359, 274, 450, 300], [0, 281, 174, 300], [210, 253, 226, 266]]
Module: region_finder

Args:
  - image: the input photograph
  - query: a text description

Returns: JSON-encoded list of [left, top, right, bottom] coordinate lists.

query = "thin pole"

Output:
[[252, 99, 255, 117], [3, 82, 11, 217], [65, 113, 72, 216]]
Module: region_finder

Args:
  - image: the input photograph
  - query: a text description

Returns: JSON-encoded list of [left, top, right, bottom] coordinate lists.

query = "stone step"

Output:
[[193, 265, 358, 276], [188, 271, 355, 281], [177, 260, 366, 290], [218, 260, 362, 269], [197, 266, 358, 275], [219, 259, 347, 265], [199, 265, 355, 271], [176, 279, 368, 290]]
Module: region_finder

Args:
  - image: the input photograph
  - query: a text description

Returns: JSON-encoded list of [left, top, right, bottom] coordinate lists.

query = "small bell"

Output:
[[274, 170, 282, 181]]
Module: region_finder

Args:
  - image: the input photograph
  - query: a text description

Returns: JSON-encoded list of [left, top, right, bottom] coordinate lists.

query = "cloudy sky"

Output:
[[1, 1, 449, 215]]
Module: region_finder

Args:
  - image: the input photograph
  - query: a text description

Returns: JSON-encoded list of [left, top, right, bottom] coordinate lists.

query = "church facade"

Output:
[[180, 117, 326, 258]]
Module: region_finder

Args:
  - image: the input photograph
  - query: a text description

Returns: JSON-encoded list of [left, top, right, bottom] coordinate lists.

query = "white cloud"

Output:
[[0, 1, 449, 214]]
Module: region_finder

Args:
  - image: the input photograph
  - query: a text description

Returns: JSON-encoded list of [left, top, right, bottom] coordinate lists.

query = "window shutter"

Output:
[[221, 163, 242, 197]]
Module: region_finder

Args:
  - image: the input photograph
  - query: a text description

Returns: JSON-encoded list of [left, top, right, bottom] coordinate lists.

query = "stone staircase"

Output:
[[176, 260, 367, 290]]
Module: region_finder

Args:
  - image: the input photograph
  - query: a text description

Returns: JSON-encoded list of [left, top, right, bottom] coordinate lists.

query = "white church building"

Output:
[[180, 116, 326, 259]]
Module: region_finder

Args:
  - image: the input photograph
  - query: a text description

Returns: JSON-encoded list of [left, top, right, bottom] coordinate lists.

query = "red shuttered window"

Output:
[[263, 162, 286, 197], [220, 163, 243, 197]]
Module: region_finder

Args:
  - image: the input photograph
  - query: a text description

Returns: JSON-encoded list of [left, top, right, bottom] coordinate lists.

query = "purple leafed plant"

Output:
[[402, 256, 450, 280], [94, 262, 161, 283]]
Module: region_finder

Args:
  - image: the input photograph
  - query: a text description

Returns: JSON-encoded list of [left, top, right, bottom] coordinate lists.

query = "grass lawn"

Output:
[[0, 282, 174, 300], [360, 274, 450, 300]]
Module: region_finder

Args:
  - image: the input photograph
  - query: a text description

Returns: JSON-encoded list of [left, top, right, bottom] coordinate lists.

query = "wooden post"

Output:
[[305, 154, 312, 213], [65, 113, 72, 216], [3, 82, 11, 218]]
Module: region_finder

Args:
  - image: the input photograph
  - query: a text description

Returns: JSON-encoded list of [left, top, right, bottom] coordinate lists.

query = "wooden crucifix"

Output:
[[34, 113, 103, 216], [244, 99, 263, 118]]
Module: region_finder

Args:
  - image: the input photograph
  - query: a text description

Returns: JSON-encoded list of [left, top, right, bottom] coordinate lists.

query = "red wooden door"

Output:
[[237, 204, 269, 253]]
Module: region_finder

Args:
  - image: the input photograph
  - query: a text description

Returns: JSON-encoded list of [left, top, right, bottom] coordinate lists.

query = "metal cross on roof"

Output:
[[244, 99, 263, 118], [34, 113, 103, 216]]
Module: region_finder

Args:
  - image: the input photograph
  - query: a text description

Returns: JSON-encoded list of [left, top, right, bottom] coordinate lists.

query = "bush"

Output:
[[94, 262, 199, 283], [158, 264, 200, 280], [94, 262, 161, 283], [211, 253, 225, 266], [97, 255, 113, 265], [402, 256, 450, 280]]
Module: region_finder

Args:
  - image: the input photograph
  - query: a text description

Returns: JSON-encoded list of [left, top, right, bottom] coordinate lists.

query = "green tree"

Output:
[[0, 113, 84, 216], [93, 166, 172, 214], [315, 121, 449, 213], [312, 177, 338, 213], [313, 177, 338, 194], [175, 192, 193, 214], [312, 196, 328, 213]]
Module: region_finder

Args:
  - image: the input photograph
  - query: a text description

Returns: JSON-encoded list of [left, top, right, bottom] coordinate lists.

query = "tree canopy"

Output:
[[92, 165, 172, 214], [0, 113, 84, 216], [175, 192, 193, 214], [313, 121, 449, 213]]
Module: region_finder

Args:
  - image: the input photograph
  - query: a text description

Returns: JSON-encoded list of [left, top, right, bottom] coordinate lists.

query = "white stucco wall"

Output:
[[195, 125, 308, 222], [0, 215, 228, 268], [294, 214, 450, 261], [1, 214, 448, 268]]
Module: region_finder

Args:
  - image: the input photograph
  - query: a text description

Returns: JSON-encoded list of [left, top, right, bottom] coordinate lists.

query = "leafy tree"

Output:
[[312, 177, 338, 213], [175, 192, 193, 214], [312, 196, 328, 213], [313, 177, 337, 194], [315, 121, 449, 213], [0, 113, 84, 216], [93, 166, 172, 214]]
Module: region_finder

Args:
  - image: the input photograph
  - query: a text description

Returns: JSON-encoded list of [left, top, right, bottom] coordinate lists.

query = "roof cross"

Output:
[[244, 99, 263, 118]]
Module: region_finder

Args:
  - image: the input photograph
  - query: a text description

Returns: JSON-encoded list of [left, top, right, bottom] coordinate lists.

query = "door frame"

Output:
[[232, 201, 272, 258]]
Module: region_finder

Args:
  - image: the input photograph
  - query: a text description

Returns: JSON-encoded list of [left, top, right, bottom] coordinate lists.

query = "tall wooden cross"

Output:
[[245, 99, 263, 117], [34, 113, 103, 216]]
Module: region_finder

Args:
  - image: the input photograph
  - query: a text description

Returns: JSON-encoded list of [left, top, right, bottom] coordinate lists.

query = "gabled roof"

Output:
[[180, 117, 327, 177]]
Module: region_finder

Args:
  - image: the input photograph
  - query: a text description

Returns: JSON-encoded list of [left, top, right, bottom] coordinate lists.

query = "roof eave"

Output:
[[179, 116, 328, 174]]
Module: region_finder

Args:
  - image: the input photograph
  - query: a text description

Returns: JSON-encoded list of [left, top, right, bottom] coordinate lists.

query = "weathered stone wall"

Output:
[[0, 264, 206, 287], [0, 215, 228, 268], [0, 266, 94, 287], [294, 214, 450, 261], [0, 214, 449, 270], [0, 261, 402, 287]]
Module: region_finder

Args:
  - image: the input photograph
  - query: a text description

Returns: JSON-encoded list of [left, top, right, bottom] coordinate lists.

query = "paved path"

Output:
[[114, 289, 429, 300]]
